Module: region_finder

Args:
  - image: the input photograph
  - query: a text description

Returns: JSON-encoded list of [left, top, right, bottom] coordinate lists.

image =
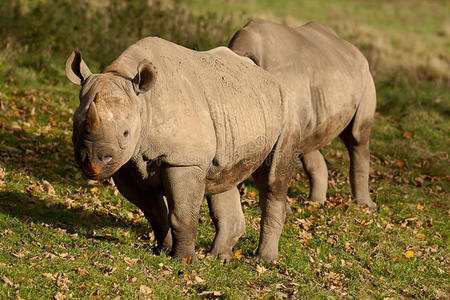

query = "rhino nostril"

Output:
[[102, 156, 113, 163]]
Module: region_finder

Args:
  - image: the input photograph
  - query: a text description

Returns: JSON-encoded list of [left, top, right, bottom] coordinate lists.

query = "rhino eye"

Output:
[[123, 130, 129, 137]]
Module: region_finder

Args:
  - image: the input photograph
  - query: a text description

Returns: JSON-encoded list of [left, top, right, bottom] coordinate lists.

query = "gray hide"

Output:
[[66, 37, 300, 262], [229, 19, 377, 209]]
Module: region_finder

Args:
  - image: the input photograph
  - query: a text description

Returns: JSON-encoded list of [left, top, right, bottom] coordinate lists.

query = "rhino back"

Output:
[[230, 19, 372, 152], [105, 37, 287, 193]]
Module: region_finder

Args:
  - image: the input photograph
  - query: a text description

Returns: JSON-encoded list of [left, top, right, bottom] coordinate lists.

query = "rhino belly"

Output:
[[300, 108, 355, 153], [204, 151, 270, 195], [204, 138, 275, 195]]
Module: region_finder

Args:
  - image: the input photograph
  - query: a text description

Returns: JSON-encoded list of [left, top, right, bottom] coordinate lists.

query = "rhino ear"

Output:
[[65, 49, 92, 85], [132, 60, 157, 95]]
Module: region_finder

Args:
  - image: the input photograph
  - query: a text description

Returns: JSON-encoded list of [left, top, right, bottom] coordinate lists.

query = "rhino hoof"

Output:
[[171, 250, 197, 263], [256, 252, 278, 262], [357, 199, 377, 211], [207, 249, 234, 261], [310, 196, 326, 205]]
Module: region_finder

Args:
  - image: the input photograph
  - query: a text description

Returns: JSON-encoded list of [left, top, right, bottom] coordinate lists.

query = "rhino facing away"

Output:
[[229, 19, 377, 209], [66, 37, 301, 261]]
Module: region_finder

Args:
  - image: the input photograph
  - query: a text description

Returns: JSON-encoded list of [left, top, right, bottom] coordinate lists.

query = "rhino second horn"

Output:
[[86, 101, 101, 132]]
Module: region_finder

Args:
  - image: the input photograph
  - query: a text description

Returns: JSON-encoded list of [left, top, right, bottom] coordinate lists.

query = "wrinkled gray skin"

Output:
[[229, 19, 377, 210], [66, 37, 299, 262]]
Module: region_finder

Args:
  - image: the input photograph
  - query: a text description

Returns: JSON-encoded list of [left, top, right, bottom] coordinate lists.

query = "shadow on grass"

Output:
[[1, 123, 90, 186], [0, 190, 152, 244]]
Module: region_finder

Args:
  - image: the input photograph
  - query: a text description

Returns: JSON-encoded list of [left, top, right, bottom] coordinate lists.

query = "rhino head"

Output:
[[65, 50, 156, 179]]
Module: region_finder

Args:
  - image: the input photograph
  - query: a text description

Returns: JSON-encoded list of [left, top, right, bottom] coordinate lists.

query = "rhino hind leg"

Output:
[[340, 79, 376, 210], [253, 134, 298, 261], [301, 150, 328, 204], [253, 164, 289, 262], [207, 187, 246, 261]]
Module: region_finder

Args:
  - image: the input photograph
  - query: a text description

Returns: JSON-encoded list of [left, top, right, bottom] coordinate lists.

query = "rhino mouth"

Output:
[[81, 160, 118, 180], [76, 148, 121, 180]]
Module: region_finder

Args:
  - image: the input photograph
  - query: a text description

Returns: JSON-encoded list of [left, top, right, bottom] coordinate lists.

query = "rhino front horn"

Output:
[[86, 99, 100, 132], [132, 59, 157, 94]]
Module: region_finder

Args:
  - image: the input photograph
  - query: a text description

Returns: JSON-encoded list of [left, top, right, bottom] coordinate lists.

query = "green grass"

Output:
[[0, 0, 449, 298], [184, 0, 449, 34]]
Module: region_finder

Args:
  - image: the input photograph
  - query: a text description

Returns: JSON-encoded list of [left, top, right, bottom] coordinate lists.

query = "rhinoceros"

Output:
[[229, 19, 377, 210], [66, 37, 300, 261]]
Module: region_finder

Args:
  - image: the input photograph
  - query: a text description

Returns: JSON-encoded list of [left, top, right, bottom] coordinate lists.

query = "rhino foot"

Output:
[[207, 248, 234, 261], [171, 250, 198, 264], [356, 198, 377, 211], [309, 195, 326, 205], [256, 252, 278, 262], [256, 236, 280, 262]]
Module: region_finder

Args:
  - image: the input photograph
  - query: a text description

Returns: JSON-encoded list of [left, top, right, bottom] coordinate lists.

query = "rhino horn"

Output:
[[86, 97, 101, 132]]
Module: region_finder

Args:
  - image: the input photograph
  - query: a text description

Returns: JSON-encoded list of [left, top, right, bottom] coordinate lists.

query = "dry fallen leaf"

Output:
[[299, 230, 313, 241], [42, 273, 54, 279], [183, 256, 193, 265], [89, 290, 104, 299], [74, 267, 89, 276], [139, 285, 152, 294], [197, 291, 224, 297], [416, 203, 425, 211], [402, 130, 411, 138], [256, 264, 267, 274], [11, 251, 25, 258], [397, 160, 406, 168], [123, 257, 139, 265], [234, 249, 243, 259], [42, 179, 56, 195], [416, 233, 426, 239], [404, 250, 414, 258], [194, 275, 205, 284], [54, 292, 66, 300], [2, 275, 13, 286]]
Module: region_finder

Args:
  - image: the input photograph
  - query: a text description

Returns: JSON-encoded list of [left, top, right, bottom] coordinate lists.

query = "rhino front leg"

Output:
[[207, 187, 246, 261], [301, 150, 328, 204], [112, 173, 172, 252], [162, 165, 206, 262], [140, 194, 173, 252]]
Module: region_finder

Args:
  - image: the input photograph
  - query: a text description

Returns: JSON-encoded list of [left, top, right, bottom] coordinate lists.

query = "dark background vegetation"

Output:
[[0, 0, 236, 82]]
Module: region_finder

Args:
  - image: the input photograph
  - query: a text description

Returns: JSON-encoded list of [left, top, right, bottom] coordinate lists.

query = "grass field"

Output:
[[0, 0, 448, 298]]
